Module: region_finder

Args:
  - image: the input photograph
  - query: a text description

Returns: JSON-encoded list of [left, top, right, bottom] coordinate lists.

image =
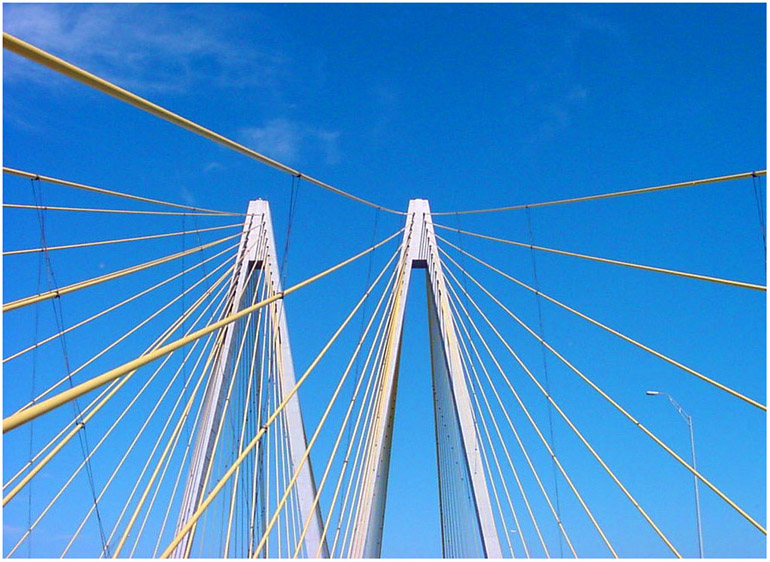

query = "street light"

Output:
[[646, 390, 704, 558]]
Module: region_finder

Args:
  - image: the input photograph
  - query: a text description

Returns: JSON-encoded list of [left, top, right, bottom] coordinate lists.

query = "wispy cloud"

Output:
[[3, 4, 289, 94], [239, 119, 341, 166]]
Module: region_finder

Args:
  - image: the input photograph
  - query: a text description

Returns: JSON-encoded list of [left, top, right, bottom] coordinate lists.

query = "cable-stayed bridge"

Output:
[[2, 33, 766, 558]]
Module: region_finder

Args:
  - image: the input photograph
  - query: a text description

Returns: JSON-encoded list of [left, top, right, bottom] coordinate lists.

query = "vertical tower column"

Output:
[[172, 200, 327, 558], [348, 199, 501, 558]]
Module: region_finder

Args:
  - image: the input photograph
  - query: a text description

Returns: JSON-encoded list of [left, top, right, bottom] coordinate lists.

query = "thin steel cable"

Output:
[[444, 252, 766, 536], [3, 222, 241, 256], [433, 223, 765, 291], [3, 229, 246, 313], [3, 34, 404, 216], [4, 167, 241, 215], [432, 170, 767, 215], [3, 227, 403, 434], [445, 275, 578, 557], [437, 233, 766, 411], [3, 202, 242, 216], [525, 207, 564, 557], [752, 173, 767, 261], [29, 178, 109, 553]]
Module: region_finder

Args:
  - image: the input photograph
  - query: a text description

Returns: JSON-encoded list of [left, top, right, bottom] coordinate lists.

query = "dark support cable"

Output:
[[751, 173, 766, 265], [30, 178, 110, 555], [525, 207, 563, 557]]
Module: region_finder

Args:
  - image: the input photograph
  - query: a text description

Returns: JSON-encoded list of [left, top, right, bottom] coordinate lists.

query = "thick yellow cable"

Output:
[[4, 222, 241, 256], [4, 202, 240, 216], [62, 285, 231, 557], [448, 280, 578, 557], [3, 34, 403, 215], [158, 233, 402, 558], [326, 288, 395, 557], [2, 264, 234, 507], [4, 229, 400, 434], [438, 235, 766, 411], [443, 271, 620, 556], [292, 264, 399, 557], [446, 270, 681, 558], [4, 241, 239, 364], [4, 167, 241, 215], [452, 301, 547, 558], [12, 251, 237, 411], [251, 250, 399, 558], [432, 171, 767, 215], [445, 256, 767, 535], [434, 224, 766, 291], [453, 334, 522, 558], [3, 230, 243, 313]]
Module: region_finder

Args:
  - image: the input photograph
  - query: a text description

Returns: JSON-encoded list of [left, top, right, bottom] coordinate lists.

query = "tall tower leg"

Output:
[[171, 200, 327, 558], [348, 199, 501, 558]]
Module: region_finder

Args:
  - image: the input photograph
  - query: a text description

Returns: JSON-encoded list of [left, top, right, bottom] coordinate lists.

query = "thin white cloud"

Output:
[[3, 4, 288, 94], [239, 118, 341, 166]]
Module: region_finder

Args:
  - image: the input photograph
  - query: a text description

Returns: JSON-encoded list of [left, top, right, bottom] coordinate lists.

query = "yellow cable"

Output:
[[251, 250, 399, 558], [447, 272, 682, 557], [4, 167, 241, 215], [293, 265, 399, 557], [3, 222, 241, 256], [2, 263, 234, 507], [3, 230, 244, 313], [447, 280, 578, 557], [4, 202, 241, 216], [438, 234, 766, 411], [4, 241, 240, 364], [2, 35, 404, 215], [432, 170, 767, 215], [62, 282, 232, 557], [434, 224, 766, 291], [12, 251, 237, 412], [444, 255, 767, 536], [453, 331, 520, 558], [326, 286, 395, 557], [451, 298, 547, 558], [443, 270, 618, 556], [289, 258, 400, 557], [157, 232, 402, 558]]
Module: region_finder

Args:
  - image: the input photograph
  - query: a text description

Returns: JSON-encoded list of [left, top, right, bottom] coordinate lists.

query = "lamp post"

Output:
[[646, 391, 704, 558]]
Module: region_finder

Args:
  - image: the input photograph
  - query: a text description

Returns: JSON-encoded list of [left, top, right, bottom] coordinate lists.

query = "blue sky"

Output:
[[2, 3, 766, 558]]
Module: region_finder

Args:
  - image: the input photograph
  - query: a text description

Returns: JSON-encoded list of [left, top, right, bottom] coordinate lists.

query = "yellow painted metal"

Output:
[[445, 255, 767, 536], [3, 222, 241, 256], [450, 290, 577, 556], [432, 170, 768, 215], [292, 264, 399, 557], [2, 229, 402, 434], [2, 265, 234, 507], [2, 34, 404, 216], [4, 202, 238, 216], [3, 231, 242, 313], [438, 234, 766, 411], [252, 250, 399, 558], [157, 232, 402, 558], [446, 271, 681, 558], [443, 271, 615, 557], [3, 167, 240, 215], [4, 242, 239, 364], [434, 224, 765, 291]]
